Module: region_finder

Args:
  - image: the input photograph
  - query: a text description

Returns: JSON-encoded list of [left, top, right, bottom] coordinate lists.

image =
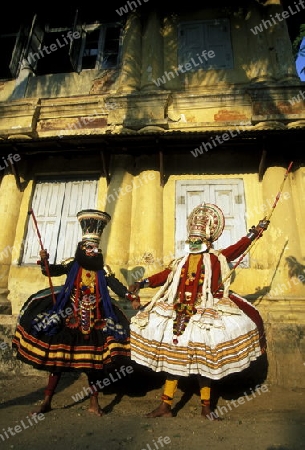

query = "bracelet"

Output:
[[125, 292, 139, 302], [139, 278, 150, 289], [246, 226, 259, 241]]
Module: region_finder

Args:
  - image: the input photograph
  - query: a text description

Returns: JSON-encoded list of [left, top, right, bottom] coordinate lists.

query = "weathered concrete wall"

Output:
[[265, 323, 305, 388], [0, 315, 39, 376], [0, 2, 299, 104]]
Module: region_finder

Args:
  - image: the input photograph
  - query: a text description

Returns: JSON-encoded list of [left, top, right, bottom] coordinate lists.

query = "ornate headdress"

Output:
[[187, 203, 225, 243], [77, 209, 111, 244]]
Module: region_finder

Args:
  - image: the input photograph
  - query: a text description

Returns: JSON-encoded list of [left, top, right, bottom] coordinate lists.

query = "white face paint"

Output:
[[185, 242, 208, 254]]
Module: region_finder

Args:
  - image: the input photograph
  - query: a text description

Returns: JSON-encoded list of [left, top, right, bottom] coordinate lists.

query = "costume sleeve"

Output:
[[106, 274, 128, 298], [147, 268, 172, 288], [40, 262, 70, 277], [221, 236, 252, 262]]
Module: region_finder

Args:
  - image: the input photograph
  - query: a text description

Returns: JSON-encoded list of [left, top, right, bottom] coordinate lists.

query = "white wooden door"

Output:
[[175, 179, 248, 265], [23, 179, 98, 264]]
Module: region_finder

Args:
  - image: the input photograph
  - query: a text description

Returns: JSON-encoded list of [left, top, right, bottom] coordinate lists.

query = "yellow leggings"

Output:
[[161, 377, 211, 405]]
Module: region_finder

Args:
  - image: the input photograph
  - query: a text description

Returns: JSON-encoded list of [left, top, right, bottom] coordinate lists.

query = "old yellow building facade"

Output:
[[0, 0, 304, 385]]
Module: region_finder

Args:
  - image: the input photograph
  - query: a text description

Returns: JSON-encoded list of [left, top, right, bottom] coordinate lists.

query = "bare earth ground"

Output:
[[0, 361, 305, 450]]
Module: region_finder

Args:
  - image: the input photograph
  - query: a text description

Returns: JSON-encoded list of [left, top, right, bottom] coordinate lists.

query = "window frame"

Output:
[[0, 16, 35, 80], [76, 22, 123, 73], [24, 13, 76, 75], [178, 18, 234, 71], [5, 10, 123, 77], [0, 32, 20, 79]]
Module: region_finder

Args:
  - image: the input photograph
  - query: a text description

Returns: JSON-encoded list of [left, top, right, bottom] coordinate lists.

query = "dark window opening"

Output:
[[0, 35, 18, 79], [0, 13, 123, 78], [102, 26, 121, 68], [35, 31, 74, 75], [81, 25, 121, 70], [82, 28, 100, 69]]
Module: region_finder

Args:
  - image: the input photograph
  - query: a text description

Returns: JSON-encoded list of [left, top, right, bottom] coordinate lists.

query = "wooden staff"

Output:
[[28, 209, 56, 305], [214, 161, 294, 295]]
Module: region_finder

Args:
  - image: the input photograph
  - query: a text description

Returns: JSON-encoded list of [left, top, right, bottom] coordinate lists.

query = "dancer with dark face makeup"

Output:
[[13, 210, 140, 416]]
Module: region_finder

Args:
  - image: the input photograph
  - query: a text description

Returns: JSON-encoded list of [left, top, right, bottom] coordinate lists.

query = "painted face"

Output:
[[81, 241, 100, 257], [188, 237, 203, 251], [186, 236, 209, 253]]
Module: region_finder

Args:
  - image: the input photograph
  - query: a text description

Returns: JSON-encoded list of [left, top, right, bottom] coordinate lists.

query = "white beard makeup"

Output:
[[185, 242, 208, 254]]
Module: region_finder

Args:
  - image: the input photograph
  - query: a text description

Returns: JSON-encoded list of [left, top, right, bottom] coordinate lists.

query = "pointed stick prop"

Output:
[[28, 209, 56, 305], [213, 161, 294, 295], [265, 161, 294, 223]]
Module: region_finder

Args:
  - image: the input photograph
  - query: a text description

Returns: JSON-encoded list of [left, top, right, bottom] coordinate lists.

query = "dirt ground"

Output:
[[0, 358, 305, 450]]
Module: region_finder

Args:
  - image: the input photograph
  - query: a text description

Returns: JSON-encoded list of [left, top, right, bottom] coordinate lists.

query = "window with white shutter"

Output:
[[175, 179, 248, 266], [178, 19, 234, 70], [23, 178, 98, 264]]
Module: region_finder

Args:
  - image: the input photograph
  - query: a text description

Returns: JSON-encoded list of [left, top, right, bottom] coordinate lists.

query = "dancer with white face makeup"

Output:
[[129, 203, 269, 419]]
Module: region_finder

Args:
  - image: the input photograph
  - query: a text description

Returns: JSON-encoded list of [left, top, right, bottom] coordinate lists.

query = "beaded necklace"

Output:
[[173, 253, 203, 343]]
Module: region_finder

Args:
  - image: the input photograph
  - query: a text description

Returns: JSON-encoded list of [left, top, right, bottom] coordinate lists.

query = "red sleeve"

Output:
[[147, 268, 172, 288], [221, 236, 252, 262]]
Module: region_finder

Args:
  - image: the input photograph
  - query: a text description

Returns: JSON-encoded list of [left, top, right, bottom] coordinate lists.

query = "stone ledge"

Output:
[[256, 298, 305, 324]]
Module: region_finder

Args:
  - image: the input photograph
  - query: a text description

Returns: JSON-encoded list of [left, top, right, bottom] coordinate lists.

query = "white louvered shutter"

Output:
[[23, 179, 98, 264], [56, 180, 98, 262], [23, 182, 65, 264]]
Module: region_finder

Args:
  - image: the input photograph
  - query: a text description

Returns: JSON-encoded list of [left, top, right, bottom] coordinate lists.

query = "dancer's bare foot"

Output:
[[201, 404, 222, 421], [31, 396, 52, 415], [88, 406, 103, 416], [88, 396, 103, 417], [145, 401, 173, 418]]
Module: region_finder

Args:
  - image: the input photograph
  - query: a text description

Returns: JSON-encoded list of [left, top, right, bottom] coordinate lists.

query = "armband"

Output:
[[103, 264, 115, 277], [258, 219, 270, 230], [138, 278, 150, 289], [247, 226, 259, 241]]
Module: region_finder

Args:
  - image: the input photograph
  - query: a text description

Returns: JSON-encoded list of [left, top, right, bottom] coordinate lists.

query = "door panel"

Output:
[[175, 180, 248, 265]]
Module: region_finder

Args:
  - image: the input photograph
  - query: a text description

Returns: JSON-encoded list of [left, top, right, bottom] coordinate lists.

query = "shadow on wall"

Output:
[[285, 256, 305, 283], [120, 266, 145, 286]]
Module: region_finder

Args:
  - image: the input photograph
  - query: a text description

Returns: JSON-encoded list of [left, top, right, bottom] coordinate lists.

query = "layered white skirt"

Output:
[[130, 293, 266, 379]]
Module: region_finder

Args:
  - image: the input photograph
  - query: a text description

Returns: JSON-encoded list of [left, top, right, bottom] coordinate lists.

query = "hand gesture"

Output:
[[131, 298, 141, 310], [39, 249, 49, 260], [126, 292, 141, 310], [128, 282, 141, 294], [255, 218, 270, 236]]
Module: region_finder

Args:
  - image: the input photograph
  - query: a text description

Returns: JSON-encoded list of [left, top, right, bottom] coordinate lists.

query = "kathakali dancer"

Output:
[[129, 203, 268, 419], [13, 209, 140, 416]]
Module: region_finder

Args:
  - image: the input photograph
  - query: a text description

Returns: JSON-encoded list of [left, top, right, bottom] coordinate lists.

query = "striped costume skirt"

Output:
[[130, 291, 266, 379], [12, 287, 131, 372]]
